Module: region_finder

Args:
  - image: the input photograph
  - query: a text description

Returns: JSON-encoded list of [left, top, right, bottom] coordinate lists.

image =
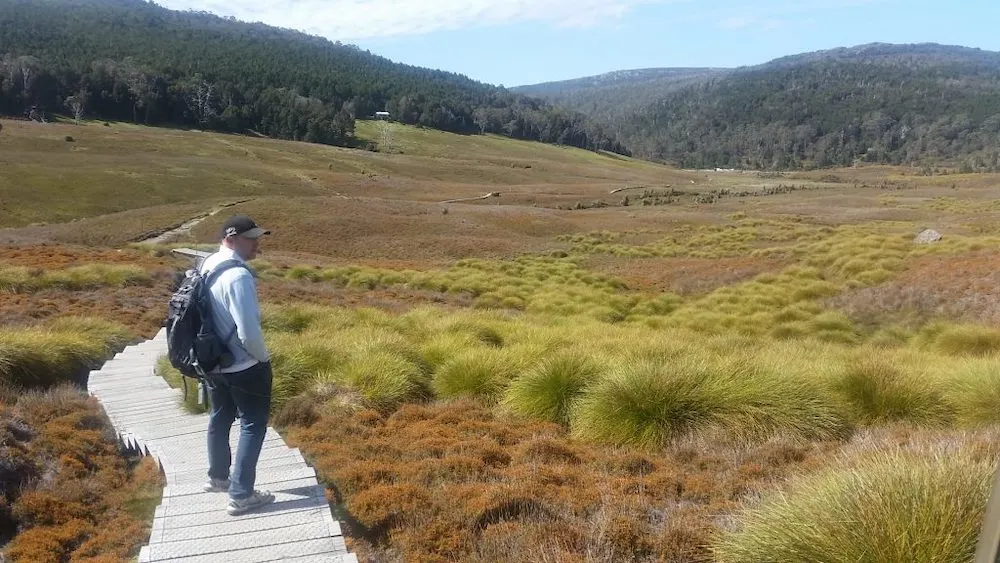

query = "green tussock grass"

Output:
[[570, 357, 849, 449], [432, 348, 523, 404], [273, 256, 645, 322], [419, 332, 484, 371], [0, 264, 151, 292], [443, 318, 506, 348], [252, 300, 1000, 446], [0, 318, 132, 388], [338, 351, 429, 412], [713, 452, 994, 563], [660, 267, 850, 339], [560, 219, 827, 259], [829, 354, 954, 425], [259, 218, 1000, 340], [501, 352, 604, 424], [267, 335, 349, 409], [918, 322, 1000, 357], [260, 304, 331, 334], [946, 360, 1000, 426]]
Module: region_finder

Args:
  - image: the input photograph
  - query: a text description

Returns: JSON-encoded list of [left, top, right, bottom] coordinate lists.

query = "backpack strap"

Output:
[[204, 259, 249, 288]]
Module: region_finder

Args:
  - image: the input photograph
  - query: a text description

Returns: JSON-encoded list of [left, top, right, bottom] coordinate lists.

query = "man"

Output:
[[199, 214, 275, 515]]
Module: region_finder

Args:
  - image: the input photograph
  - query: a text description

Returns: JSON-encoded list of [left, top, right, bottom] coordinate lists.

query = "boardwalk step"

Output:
[[139, 538, 355, 563]]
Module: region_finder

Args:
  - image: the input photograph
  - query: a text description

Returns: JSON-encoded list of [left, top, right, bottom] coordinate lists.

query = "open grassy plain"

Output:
[[4, 117, 1000, 561]]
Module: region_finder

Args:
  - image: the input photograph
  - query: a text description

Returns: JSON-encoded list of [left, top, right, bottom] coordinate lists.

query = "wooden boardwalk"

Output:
[[88, 328, 357, 563]]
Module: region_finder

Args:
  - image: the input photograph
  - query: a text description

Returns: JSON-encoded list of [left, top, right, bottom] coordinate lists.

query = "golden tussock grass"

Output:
[[713, 451, 994, 563], [0, 317, 132, 388]]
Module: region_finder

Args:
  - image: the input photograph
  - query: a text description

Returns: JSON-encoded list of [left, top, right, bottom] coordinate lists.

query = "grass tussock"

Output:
[[255, 304, 1000, 446], [947, 360, 1000, 426], [263, 256, 644, 322], [501, 353, 603, 424], [0, 264, 151, 292], [830, 355, 953, 425], [571, 358, 849, 449], [338, 351, 429, 412], [713, 452, 994, 563], [433, 348, 521, 404], [0, 318, 132, 388], [920, 322, 1000, 357]]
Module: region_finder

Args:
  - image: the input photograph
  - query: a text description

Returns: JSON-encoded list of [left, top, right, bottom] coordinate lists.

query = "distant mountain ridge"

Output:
[[517, 43, 1000, 169]]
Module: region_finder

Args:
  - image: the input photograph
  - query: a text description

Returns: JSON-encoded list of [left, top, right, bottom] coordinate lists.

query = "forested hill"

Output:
[[515, 68, 728, 128], [0, 0, 628, 154], [519, 43, 1000, 170]]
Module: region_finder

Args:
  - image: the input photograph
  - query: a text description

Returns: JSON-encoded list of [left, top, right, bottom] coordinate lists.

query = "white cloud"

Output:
[[154, 0, 672, 40]]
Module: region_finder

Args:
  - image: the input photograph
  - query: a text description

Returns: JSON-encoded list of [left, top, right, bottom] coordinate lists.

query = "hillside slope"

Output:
[[0, 117, 684, 256], [515, 67, 728, 130], [0, 0, 626, 153], [521, 43, 1000, 169]]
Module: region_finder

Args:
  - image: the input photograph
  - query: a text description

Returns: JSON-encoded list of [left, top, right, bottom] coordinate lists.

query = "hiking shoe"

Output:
[[203, 477, 230, 493], [227, 490, 275, 515]]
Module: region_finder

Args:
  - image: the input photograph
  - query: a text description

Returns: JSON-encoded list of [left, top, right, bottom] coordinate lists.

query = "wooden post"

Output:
[[171, 247, 211, 268], [975, 463, 1000, 563]]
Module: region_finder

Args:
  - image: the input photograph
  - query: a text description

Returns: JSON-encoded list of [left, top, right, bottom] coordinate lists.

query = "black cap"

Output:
[[220, 215, 271, 239]]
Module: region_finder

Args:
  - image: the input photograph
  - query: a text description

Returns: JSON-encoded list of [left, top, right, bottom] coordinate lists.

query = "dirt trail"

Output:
[[138, 200, 252, 244]]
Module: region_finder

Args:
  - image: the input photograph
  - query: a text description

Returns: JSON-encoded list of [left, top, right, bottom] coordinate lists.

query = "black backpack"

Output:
[[166, 259, 248, 379]]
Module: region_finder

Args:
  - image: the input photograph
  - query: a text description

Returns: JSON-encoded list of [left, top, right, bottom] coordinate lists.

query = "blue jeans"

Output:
[[206, 362, 272, 500]]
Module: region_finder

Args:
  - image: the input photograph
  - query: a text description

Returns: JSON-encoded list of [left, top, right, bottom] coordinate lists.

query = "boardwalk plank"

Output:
[[90, 332, 354, 563]]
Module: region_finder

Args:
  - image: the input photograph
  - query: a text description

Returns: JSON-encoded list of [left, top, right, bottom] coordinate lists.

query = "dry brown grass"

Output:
[[283, 396, 1000, 563], [0, 386, 164, 562], [0, 118, 687, 236], [0, 244, 172, 269], [259, 278, 472, 313], [0, 245, 178, 338], [185, 197, 579, 262], [1, 201, 229, 247], [831, 250, 1000, 328], [284, 400, 842, 563]]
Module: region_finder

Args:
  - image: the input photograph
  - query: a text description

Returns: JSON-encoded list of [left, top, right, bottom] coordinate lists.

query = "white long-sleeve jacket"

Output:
[[199, 246, 270, 373]]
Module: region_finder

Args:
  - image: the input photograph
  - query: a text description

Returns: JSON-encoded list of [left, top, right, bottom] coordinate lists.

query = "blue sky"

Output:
[[156, 0, 1000, 87]]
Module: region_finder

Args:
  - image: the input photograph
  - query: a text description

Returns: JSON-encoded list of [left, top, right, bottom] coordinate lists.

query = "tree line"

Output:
[[0, 0, 628, 154]]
